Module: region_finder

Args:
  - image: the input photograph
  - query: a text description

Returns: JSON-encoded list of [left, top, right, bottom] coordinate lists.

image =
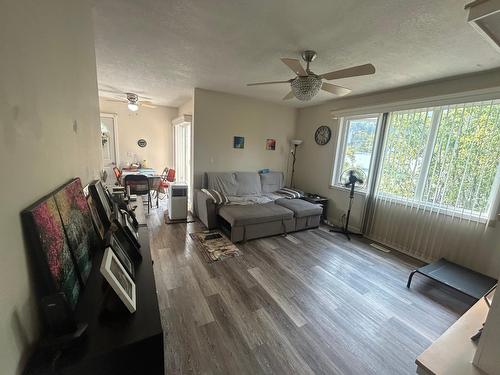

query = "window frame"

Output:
[[375, 101, 500, 220], [331, 113, 383, 192]]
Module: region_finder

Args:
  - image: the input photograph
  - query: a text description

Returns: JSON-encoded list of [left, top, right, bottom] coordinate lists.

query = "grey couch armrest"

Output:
[[195, 189, 218, 230]]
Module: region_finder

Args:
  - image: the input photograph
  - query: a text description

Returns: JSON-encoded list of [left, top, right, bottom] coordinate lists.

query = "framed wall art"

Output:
[[100, 247, 136, 314], [233, 136, 245, 149], [266, 139, 276, 150]]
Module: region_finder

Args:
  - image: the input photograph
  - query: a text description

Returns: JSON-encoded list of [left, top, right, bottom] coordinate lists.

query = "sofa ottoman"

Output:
[[218, 203, 294, 242], [275, 198, 322, 231]]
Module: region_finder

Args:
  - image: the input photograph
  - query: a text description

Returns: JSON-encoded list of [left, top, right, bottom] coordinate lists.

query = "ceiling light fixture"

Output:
[[247, 50, 376, 102], [291, 74, 323, 101], [126, 92, 139, 112], [127, 102, 139, 112]]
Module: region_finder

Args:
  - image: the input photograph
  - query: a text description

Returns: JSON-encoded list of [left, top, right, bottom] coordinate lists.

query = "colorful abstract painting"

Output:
[[30, 197, 81, 308], [54, 178, 95, 285]]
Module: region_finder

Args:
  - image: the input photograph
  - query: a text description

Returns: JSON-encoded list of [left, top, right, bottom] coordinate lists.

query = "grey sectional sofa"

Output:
[[195, 171, 322, 242]]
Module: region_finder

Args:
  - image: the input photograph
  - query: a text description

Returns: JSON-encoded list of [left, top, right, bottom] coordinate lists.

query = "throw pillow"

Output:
[[276, 187, 303, 199]]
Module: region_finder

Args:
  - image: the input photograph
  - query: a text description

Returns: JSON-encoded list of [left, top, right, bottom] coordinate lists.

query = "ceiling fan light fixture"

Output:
[[127, 102, 139, 111], [291, 75, 322, 101], [126, 92, 139, 111]]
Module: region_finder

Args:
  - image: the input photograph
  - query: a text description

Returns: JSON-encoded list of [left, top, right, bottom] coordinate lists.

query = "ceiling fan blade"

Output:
[[103, 98, 127, 103], [141, 103, 157, 108], [283, 91, 294, 100], [320, 63, 376, 80], [281, 58, 307, 76], [321, 82, 351, 96], [247, 80, 291, 86]]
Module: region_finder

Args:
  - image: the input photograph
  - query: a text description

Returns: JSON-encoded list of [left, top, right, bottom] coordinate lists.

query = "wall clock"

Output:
[[315, 126, 331, 145], [137, 139, 147, 148]]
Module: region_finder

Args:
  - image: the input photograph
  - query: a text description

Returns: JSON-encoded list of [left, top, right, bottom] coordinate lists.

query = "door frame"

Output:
[[100, 112, 120, 169], [172, 114, 193, 207]]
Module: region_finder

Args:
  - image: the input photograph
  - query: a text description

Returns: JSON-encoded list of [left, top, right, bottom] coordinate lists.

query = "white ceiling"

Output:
[[92, 0, 500, 108]]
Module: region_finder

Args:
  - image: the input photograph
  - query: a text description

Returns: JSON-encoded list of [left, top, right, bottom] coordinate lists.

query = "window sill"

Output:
[[329, 184, 368, 197]]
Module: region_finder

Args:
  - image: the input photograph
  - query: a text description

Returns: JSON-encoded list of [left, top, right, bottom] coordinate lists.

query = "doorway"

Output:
[[172, 115, 192, 209], [100, 113, 119, 187]]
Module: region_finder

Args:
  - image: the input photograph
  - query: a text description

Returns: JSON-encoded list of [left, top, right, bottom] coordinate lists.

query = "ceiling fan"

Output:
[[101, 91, 156, 111], [247, 50, 375, 101]]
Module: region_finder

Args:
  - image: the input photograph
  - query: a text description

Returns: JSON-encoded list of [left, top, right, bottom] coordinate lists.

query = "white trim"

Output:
[[172, 114, 192, 126], [466, 0, 500, 52], [100, 113, 120, 168], [331, 113, 383, 190], [414, 109, 441, 199], [330, 87, 500, 119]]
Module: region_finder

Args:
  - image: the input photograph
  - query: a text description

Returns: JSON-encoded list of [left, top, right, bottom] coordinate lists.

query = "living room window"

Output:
[[377, 100, 500, 218], [332, 114, 382, 189]]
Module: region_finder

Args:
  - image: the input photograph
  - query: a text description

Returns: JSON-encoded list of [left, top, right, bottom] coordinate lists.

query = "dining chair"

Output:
[[153, 167, 176, 207], [112, 166, 122, 186], [123, 174, 151, 214]]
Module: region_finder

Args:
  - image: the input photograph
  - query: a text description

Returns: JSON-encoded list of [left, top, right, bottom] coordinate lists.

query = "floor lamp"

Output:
[[290, 139, 303, 187]]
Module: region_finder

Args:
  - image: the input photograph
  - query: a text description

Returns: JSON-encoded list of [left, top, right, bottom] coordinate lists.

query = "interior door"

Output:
[[100, 114, 118, 187], [173, 117, 192, 209]]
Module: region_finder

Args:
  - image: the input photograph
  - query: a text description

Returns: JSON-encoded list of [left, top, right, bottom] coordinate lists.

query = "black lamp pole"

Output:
[[290, 144, 298, 187]]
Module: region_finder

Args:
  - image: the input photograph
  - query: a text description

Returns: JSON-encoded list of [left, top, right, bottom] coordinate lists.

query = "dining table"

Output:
[[120, 168, 163, 207]]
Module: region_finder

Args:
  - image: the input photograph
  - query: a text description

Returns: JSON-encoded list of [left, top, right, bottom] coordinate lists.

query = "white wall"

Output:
[[473, 273, 500, 374], [99, 99, 178, 172], [0, 1, 101, 373], [294, 69, 500, 277], [192, 88, 297, 188], [177, 97, 194, 116]]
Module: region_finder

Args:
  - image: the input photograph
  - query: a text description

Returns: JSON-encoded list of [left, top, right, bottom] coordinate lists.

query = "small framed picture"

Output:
[[100, 247, 136, 313], [89, 180, 112, 228], [116, 211, 140, 249], [266, 139, 276, 150], [97, 181, 113, 217], [233, 136, 245, 149], [109, 233, 135, 279], [112, 218, 142, 262], [87, 194, 106, 241], [120, 209, 139, 239]]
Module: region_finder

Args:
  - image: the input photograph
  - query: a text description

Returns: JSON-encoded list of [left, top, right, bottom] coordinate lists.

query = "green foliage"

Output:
[[379, 111, 433, 198], [379, 102, 500, 214], [342, 119, 377, 176]]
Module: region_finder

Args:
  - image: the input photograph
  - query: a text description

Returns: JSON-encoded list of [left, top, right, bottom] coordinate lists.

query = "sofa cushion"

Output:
[[275, 198, 323, 218], [206, 172, 238, 195], [219, 203, 293, 226], [235, 172, 262, 196], [260, 172, 284, 193]]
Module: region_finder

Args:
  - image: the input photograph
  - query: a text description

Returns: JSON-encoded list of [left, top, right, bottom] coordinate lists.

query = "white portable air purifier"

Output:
[[168, 183, 188, 220]]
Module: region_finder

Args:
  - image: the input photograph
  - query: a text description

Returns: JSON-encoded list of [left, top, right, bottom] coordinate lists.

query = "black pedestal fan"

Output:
[[330, 169, 366, 241]]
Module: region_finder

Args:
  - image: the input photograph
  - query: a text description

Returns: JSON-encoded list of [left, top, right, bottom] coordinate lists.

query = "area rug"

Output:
[[189, 230, 242, 263], [164, 211, 196, 224]]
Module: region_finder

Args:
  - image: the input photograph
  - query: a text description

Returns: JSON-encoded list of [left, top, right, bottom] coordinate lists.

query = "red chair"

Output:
[[112, 166, 122, 186], [154, 168, 175, 207]]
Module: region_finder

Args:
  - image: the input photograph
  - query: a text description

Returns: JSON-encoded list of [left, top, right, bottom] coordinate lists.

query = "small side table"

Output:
[[301, 194, 328, 223]]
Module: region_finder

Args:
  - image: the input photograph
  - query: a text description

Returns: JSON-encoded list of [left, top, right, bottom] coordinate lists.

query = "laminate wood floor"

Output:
[[147, 206, 473, 375]]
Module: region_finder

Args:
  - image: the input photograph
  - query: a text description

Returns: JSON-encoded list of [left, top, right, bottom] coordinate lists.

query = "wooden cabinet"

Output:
[[25, 224, 163, 375]]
